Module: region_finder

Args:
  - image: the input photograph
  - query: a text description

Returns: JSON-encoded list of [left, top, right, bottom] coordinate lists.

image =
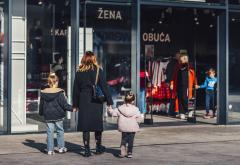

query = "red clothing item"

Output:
[[107, 77, 124, 86]]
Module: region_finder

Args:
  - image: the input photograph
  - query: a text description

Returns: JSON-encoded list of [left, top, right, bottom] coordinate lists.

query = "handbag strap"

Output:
[[117, 106, 130, 118], [95, 67, 100, 85]]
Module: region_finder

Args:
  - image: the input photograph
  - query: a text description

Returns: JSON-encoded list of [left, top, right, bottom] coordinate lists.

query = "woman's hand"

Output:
[[106, 105, 112, 112], [73, 108, 78, 112], [195, 85, 200, 89]]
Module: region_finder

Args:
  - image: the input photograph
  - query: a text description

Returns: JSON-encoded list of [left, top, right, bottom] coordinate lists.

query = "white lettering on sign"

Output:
[[97, 8, 122, 20], [51, 28, 67, 36], [142, 32, 171, 43]]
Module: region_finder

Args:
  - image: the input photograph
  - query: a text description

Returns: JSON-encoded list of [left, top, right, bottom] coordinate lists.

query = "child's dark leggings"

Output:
[[121, 132, 136, 153]]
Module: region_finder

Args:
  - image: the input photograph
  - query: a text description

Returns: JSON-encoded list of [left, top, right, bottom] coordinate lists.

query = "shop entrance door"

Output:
[[141, 5, 219, 125], [80, 1, 133, 128]]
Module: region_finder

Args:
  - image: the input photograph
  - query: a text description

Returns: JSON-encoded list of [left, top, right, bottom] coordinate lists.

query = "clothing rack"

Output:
[[147, 56, 172, 62], [144, 56, 172, 124]]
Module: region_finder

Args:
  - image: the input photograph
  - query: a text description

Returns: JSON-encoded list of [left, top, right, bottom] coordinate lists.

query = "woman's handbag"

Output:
[[92, 67, 106, 103]]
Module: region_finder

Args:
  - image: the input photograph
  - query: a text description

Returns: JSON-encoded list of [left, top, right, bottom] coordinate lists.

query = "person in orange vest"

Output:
[[170, 50, 197, 120]]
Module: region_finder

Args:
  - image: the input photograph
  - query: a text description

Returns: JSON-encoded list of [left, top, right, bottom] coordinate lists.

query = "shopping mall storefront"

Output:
[[1, 0, 240, 134]]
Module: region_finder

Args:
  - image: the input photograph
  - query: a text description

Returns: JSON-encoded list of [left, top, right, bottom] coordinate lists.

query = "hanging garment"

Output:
[[152, 61, 160, 87], [157, 61, 169, 86], [158, 82, 171, 100]]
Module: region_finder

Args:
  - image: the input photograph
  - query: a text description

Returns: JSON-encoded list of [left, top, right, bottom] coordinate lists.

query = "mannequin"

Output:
[[170, 50, 197, 119]]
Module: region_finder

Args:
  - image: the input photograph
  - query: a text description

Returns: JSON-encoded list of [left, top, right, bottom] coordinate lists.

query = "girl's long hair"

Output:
[[78, 51, 99, 72]]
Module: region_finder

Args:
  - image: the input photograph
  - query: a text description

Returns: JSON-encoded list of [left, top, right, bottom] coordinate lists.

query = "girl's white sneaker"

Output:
[[47, 151, 55, 155], [58, 147, 67, 153]]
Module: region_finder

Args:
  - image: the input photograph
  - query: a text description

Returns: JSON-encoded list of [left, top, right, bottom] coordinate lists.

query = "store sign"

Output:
[[142, 32, 171, 43], [97, 8, 122, 20], [180, 0, 205, 2], [51, 28, 67, 37]]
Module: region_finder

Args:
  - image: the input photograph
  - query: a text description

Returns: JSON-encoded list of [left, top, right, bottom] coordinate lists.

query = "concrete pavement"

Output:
[[1, 125, 240, 165]]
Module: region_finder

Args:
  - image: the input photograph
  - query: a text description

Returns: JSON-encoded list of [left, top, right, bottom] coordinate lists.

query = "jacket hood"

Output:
[[206, 76, 216, 80], [118, 104, 139, 117], [41, 88, 64, 102]]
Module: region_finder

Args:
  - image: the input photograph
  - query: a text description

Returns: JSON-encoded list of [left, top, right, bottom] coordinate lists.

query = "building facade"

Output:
[[0, 0, 240, 134]]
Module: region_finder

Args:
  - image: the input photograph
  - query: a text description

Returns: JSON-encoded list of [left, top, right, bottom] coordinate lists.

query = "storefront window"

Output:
[[81, 3, 132, 109], [228, 12, 240, 124], [141, 6, 218, 123], [0, 0, 7, 134], [229, 0, 240, 5], [162, 0, 225, 5], [26, 0, 71, 132]]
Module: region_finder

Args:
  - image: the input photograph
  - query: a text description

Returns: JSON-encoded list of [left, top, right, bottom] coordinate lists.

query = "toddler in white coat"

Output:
[[108, 92, 143, 158]]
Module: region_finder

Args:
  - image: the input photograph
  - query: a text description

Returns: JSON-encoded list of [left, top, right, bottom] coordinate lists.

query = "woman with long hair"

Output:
[[72, 51, 113, 157]]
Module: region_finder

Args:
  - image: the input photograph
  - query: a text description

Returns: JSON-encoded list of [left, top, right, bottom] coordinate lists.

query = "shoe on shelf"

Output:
[[96, 145, 106, 155], [188, 111, 194, 118], [180, 114, 186, 120], [47, 151, 55, 155], [58, 147, 67, 153]]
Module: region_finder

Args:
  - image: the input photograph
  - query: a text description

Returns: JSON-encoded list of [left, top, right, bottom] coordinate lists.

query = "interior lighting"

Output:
[[38, 0, 43, 5]]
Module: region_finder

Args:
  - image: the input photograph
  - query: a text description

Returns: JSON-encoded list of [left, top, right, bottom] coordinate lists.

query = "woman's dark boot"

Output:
[[83, 132, 92, 157], [96, 145, 106, 155], [95, 131, 105, 154], [84, 146, 92, 157]]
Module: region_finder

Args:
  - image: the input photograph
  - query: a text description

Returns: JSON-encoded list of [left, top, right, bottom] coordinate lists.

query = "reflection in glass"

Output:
[[84, 4, 132, 108], [228, 13, 240, 124], [26, 0, 70, 132], [0, 0, 6, 133]]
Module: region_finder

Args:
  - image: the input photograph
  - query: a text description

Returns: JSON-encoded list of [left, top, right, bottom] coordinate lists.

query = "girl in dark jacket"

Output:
[[39, 73, 73, 155], [73, 51, 113, 157]]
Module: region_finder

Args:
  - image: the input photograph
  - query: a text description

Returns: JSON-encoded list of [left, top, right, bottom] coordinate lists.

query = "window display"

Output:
[[228, 13, 240, 124], [141, 6, 218, 123], [229, 0, 240, 5], [145, 57, 171, 114], [26, 0, 71, 131]]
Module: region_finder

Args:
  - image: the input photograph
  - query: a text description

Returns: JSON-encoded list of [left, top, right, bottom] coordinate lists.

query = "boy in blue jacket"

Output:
[[196, 68, 217, 119]]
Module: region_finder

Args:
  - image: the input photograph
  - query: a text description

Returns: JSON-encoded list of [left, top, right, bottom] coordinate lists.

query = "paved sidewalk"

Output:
[[1, 125, 240, 165]]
